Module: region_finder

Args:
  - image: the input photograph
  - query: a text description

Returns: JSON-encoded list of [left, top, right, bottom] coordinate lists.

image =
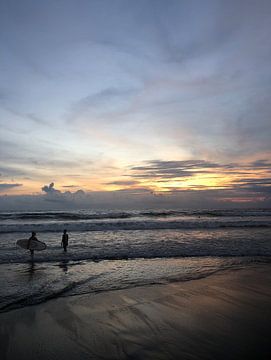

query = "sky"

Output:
[[0, 0, 271, 209]]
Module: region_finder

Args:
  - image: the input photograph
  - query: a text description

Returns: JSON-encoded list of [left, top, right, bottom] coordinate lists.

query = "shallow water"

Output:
[[0, 209, 270, 312], [1, 255, 268, 313]]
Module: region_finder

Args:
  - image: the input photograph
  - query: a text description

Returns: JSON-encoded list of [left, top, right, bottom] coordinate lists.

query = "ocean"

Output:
[[0, 208, 270, 313]]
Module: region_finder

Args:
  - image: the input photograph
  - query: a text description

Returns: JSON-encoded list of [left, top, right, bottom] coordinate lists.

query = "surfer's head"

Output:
[[32, 231, 36, 236], [63, 229, 67, 233]]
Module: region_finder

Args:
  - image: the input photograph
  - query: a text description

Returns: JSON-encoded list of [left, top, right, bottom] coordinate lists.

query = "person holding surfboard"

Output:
[[61, 229, 69, 252], [27, 232, 38, 258], [17, 235, 46, 254]]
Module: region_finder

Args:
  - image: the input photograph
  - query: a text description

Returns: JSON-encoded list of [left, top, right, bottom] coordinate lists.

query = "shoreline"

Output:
[[1, 263, 271, 359]]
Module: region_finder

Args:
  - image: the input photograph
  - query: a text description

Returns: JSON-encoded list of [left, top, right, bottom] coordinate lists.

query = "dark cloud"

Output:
[[0, 183, 22, 191], [233, 178, 271, 186], [130, 159, 225, 179], [249, 160, 271, 169], [41, 182, 86, 201], [130, 159, 271, 181], [105, 180, 139, 186], [1, 182, 271, 211], [127, 158, 271, 204], [41, 182, 61, 195], [132, 159, 222, 170], [230, 178, 271, 197], [241, 185, 271, 195]]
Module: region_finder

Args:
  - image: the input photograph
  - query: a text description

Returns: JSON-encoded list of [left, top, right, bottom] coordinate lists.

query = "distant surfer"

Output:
[[27, 232, 38, 258], [61, 229, 69, 252]]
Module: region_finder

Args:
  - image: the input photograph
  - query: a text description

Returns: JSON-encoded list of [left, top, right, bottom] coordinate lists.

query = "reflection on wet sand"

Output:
[[1, 265, 271, 360], [27, 261, 36, 281], [58, 259, 69, 274]]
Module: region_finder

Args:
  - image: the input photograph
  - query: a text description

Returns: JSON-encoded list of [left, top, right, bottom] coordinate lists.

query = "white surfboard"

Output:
[[16, 239, 47, 251]]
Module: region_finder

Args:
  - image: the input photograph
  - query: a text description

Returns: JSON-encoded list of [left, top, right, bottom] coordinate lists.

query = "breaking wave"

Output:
[[0, 208, 270, 221], [1, 219, 271, 233]]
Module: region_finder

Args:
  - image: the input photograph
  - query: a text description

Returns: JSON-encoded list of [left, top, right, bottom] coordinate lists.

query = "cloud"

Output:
[[40, 182, 86, 204], [125, 157, 271, 205], [0, 183, 22, 191], [230, 177, 271, 198], [0, 165, 27, 177], [1, 184, 270, 211], [105, 180, 139, 186], [130, 159, 224, 180], [68, 87, 139, 124], [26, 112, 48, 126], [1, 159, 271, 211], [41, 182, 61, 195], [129, 158, 271, 181], [233, 178, 271, 186], [249, 160, 271, 170]]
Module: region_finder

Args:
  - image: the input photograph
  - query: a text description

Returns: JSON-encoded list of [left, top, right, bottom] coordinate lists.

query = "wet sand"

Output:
[[1, 264, 271, 360]]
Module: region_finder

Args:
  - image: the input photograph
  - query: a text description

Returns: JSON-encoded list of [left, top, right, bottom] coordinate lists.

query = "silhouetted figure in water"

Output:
[[61, 229, 69, 252], [27, 231, 38, 259]]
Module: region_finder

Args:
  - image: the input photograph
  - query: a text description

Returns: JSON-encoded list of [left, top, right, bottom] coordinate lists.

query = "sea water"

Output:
[[0, 208, 270, 312]]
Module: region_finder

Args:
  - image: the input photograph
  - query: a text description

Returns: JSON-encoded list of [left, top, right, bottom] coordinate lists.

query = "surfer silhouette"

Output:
[[27, 232, 38, 258], [61, 229, 69, 252]]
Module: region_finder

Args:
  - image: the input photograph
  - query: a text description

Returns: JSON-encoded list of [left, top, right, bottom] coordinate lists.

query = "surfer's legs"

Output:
[[30, 249, 34, 258], [63, 245, 67, 252]]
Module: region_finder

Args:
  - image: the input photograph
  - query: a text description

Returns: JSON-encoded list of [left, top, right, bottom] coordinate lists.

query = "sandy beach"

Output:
[[1, 263, 271, 360]]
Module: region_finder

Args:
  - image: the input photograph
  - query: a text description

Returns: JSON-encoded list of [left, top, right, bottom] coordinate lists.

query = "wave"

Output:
[[0, 211, 134, 221], [2, 234, 271, 264], [0, 272, 108, 313], [0, 219, 270, 233], [0, 208, 271, 221]]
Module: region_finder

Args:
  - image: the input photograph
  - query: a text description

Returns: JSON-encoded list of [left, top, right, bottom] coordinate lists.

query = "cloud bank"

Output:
[[0, 172, 270, 211]]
